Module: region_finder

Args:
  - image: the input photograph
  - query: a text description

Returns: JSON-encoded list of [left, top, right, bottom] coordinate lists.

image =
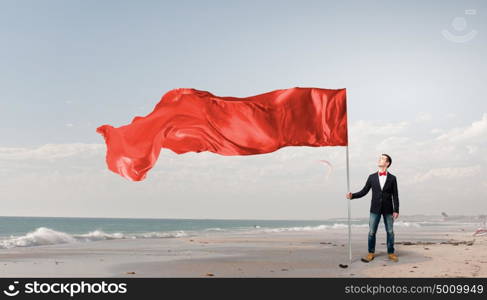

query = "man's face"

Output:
[[378, 155, 389, 168]]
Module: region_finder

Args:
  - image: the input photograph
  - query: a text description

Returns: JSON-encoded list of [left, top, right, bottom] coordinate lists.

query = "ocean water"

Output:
[[0, 215, 483, 249]]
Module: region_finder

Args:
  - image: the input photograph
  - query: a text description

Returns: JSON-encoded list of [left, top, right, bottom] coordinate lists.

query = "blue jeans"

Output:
[[368, 212, 395, 254]]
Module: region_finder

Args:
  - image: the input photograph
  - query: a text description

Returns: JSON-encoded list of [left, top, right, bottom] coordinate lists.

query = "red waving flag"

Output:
[[97, 87, 348, 181]]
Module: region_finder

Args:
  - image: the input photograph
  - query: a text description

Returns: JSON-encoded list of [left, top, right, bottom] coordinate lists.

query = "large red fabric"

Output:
[[97, 87, 348, 181]]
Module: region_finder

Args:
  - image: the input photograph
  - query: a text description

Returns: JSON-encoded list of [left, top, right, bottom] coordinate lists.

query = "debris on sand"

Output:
[[126, 272, 136, 275], [439, 240, 475, 246], [396, 241, 436, 245], [397, 240, 475, 246]]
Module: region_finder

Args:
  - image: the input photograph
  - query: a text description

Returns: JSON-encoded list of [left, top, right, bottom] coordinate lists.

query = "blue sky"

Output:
[[0, 0, 486, 219]]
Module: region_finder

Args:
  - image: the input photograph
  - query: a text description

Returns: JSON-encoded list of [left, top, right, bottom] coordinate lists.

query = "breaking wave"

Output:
[[0, 221, 425, 249], [0, 227, 188, 249], [203, 227, 226, 232], [260, 221, 421, 233]]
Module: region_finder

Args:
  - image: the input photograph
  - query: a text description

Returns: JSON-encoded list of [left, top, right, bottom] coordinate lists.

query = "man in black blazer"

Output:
[[346, 154, 399, 263]]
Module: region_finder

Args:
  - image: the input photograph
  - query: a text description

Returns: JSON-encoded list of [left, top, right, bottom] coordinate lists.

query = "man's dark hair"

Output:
[[382, 154, 392, 168]]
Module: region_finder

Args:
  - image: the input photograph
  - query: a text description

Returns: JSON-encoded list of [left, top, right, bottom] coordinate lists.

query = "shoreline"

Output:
[[0, 225, 485, 277]]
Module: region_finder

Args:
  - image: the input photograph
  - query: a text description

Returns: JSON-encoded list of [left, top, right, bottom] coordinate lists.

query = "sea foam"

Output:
[[261, 221, 421, 233], [0, 227, 188, 249]]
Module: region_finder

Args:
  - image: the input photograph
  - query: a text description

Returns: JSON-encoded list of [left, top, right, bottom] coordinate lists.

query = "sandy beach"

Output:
[[0, 223, 485, 278]]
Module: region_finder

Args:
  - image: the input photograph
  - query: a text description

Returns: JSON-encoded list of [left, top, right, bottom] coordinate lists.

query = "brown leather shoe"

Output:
[[388, 253, 398, 262], [361, 252, 375, 263]]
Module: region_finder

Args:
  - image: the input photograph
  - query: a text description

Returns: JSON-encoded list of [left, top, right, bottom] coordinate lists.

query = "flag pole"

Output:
[[346, 145, 352, 268]]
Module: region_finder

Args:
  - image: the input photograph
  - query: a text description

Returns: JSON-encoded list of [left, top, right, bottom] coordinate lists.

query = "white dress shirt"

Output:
[[378, 170, 387, 190]]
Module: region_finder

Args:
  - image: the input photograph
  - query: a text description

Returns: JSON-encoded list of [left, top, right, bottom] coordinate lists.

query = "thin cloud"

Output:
[[0, 143, 104, 160], [415, 112, 432, 122], [437, 113, 487, 142], [413, 166, 482, 183]]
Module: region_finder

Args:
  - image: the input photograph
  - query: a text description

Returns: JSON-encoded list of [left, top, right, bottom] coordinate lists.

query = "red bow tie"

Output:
[[379, 171, 387, 176]]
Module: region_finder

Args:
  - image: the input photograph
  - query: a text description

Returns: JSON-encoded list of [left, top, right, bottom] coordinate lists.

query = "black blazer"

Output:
[[351, 172, 399, 214]]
